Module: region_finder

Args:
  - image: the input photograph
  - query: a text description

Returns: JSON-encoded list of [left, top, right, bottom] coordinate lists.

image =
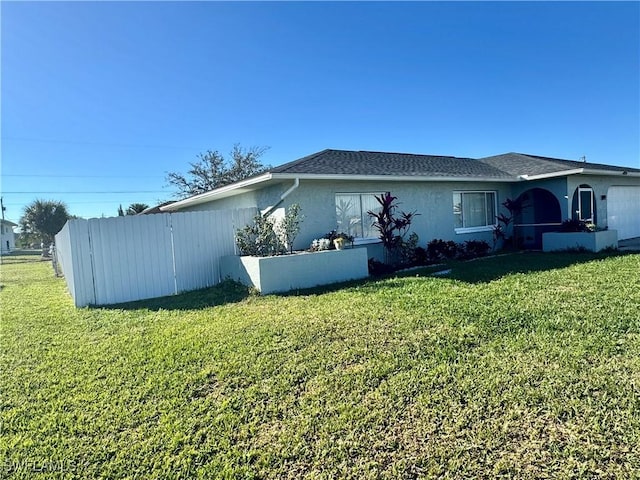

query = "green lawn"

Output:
[[1, 252, 639, 479]]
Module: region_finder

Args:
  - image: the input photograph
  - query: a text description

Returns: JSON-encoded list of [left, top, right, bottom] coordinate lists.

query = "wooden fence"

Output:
[[54, 208, 257, 307]]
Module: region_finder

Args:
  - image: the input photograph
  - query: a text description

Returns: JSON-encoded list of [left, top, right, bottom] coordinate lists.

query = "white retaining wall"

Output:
[[55, 208, 257, 307], [220, 248, 369, 295]]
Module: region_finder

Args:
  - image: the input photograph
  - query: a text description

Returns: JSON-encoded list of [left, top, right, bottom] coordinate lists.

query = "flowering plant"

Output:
[[561, 219, 597, 233], [323, 230, 354, 245], [310, 238, 331, 251]]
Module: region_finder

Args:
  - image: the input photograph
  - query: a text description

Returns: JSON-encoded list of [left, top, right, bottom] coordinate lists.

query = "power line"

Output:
[[3, 174, 166, 178], [3, 200, 170, 206], [2, 190, 170, 194], [1, 136, 198, 150]]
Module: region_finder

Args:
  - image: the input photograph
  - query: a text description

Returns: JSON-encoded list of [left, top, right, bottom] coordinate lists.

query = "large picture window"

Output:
[[453, 191, 497, 232], [335, 193, 381, 239]]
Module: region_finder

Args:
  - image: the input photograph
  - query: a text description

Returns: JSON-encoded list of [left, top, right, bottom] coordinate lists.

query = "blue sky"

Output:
[[2, 1, 639, 223]]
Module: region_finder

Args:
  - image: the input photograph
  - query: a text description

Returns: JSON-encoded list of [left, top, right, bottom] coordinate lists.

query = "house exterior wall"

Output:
[[174, 173, 638, 253], [566, 174, 639, 229], [179, 183, 287, 214], [239, 179, 513, 251], [510, 177, 569, 220], [182, 191, 259, 212]]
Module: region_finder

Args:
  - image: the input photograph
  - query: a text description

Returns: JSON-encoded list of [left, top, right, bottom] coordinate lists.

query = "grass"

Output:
[[1, 251, 639, 479]]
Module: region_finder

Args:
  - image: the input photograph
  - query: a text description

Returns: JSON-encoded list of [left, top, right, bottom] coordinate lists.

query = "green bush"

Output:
[[235, 214, 283, 256], [236, 204, 303, 256]]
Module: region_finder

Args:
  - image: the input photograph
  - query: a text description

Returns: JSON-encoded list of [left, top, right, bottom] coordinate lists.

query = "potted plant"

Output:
[[333, 235, 347, 250], [323, 230, 354, 250]]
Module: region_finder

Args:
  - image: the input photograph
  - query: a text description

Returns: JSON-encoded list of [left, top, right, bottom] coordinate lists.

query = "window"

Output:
[[335, 193, 381, 239], [573, 186, 595, 222], [453, 191, 497, 233]]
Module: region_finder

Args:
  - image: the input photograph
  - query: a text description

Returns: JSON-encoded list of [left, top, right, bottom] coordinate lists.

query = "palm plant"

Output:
[[19, 199, 70, 245]]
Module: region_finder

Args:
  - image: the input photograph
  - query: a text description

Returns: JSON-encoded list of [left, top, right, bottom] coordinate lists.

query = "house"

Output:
[[1, 219, 17, 254], [161, 149, 640, 251]]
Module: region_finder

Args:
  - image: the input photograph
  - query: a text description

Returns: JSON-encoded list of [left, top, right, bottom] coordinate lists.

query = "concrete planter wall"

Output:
[[220, 247, 369, 294], [542, 230, 618, 252]]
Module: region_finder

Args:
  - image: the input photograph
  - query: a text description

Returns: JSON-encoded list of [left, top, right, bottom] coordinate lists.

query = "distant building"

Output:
[[1, 219, 17, 253]]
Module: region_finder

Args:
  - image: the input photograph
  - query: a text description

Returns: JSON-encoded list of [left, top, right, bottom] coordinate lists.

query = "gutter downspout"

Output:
[[262, 178, 300, 217]]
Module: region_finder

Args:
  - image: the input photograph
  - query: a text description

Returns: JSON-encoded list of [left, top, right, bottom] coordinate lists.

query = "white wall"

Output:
[[1, 223, 16, 253], [566, 174, 640, 229], [275, 179, 513, 250], [176, 179, 514, 251], [55, 208, 257, 307]]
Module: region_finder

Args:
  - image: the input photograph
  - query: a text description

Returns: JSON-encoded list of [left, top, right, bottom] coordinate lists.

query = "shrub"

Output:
[[236, 204, 304, 256], [493, 196, 527, 250], [368, 258, 395, 276], [236, 214, 282, 256], [412, 246, 428, 266], [399, 232, 420, 266], [426, 239, 490, 262], [426, 239, 459, 261], [460, 240, 490, 259], [367, 192, 419, 265], [275, 204, 304, 254], [560, 219, 593, 232]]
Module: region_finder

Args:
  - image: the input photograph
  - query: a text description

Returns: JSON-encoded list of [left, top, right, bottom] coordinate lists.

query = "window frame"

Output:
[[453, 190, 498, 234], [335, 192, 383, 242], [577, 187, 595, 222]]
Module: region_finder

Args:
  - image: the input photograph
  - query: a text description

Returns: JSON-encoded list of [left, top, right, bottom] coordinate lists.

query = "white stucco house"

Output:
[[160, 149, 640, 252], [1, 219, 18, 254]]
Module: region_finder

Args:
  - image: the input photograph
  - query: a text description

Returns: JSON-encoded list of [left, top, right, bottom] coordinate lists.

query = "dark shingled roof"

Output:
[[269, 149, 514, 179], [479, 152, 640, 176]]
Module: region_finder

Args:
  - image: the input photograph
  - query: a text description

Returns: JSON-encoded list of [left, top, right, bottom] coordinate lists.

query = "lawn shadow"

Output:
[[443, 250, 636, 284], [274, 264, 445, 298], [95, 280, 253, 311], [286, 251, 637, 297], [1, 251, 50, 266], [91, 251, 636, 310]]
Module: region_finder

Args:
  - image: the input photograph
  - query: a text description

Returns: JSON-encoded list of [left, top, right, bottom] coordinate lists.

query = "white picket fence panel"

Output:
[[55, 208, 257, 307]]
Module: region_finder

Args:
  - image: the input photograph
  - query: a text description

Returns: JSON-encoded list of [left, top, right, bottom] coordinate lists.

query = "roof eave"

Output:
[[518, 168, 640, 181], [518, 169, 585, 181], [162, 171, 517, 211], [582, 168, 640, 177], [271, 173, 515, 182], [161, 173, 273, 211]]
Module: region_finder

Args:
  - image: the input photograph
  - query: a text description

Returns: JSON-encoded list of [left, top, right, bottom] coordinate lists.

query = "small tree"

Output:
[[368, 192, 418, 265], [126, 203, 150, 215], [236, 204, 304, 256], [235, 214, 281, 256], [275, 204, 303, 254], [117, 204, 125, 216], [167, 144, 270, 198], [493, 197, 526, 250], [19, 199, 71, 246]]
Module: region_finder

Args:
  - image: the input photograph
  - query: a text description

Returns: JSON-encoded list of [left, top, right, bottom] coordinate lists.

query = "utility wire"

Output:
[[3, 174, 166, 178], [2, 190, 169, 194], [3, 200, 171, 206], [1, 136, 198, 150]]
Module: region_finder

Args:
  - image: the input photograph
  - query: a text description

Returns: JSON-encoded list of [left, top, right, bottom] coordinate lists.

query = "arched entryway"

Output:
[[514, 188, 562, 249]]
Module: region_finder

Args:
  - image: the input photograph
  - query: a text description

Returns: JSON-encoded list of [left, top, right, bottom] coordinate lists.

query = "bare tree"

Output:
[[166, 144, 269, 198]]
